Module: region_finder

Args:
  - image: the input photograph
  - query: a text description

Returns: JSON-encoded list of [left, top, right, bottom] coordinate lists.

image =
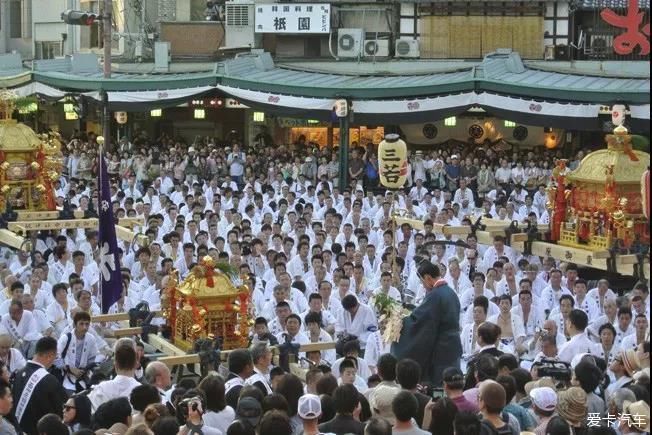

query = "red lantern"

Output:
[[642, 168, 650, 220]]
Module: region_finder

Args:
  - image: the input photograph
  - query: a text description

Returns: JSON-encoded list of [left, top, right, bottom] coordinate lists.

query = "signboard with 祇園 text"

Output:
[[255, 4, 331, 33]]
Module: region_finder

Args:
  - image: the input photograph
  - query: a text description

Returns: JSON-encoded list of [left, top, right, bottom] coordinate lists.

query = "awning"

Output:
[[215, 84, 649, 131]]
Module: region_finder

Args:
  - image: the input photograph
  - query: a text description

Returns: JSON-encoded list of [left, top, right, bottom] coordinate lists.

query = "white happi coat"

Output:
[[0, 311, 41, 342], [57, 332, 99, 391], [46, 302, 72, 338]]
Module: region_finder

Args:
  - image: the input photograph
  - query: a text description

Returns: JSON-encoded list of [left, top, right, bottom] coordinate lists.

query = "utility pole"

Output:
[[102, 0, 112, 152], [334, 99, 350, 190], [61, 6, 111, 149]]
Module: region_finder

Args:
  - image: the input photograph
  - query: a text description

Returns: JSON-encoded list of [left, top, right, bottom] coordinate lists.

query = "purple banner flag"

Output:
[[98, 155, 122, 313]]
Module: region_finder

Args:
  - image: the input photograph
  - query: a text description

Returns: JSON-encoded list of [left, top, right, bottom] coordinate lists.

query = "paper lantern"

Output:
[[378, 134, 408, 189], [643, 169, 650, 220], [612, 104, 626, 127], [334, 99, 348, 118], [545, 134, 558, 149]]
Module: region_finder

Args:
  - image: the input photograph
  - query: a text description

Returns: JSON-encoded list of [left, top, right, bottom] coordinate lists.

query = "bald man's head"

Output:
[[145, 360, 172, 390]]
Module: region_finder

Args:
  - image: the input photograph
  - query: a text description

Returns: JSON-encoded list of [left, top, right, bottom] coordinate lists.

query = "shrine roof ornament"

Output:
[[568, 125, 651, 185], [0, 89, 17, 122]]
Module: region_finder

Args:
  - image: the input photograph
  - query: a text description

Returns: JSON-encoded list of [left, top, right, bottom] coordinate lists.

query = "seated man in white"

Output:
[[21, 294, 53, 338], [331, 339, 371, 384], [335, 295, 377, 353], [370, 272, 402, 304], [0, 299, 42, 358], [46, 283, 73, 339], [304, 311, 336, 364], [459, 273, 495, 326], [275, 313, 310, 348], [511, 289, 546, 360], [260, 285, 299, 322], [337, 356, 368, 394], [461, 296, 490, 368], [0, 333, 26, 374], [488, 294, 526, 356], [301, 293, 336, 336]]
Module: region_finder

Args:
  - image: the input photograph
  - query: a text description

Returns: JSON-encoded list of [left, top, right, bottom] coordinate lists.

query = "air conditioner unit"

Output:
[[225, 0, 257, 48], [364, 39, 389, 57], [338, 28, 363, 58], [395, 38, 419, 58]]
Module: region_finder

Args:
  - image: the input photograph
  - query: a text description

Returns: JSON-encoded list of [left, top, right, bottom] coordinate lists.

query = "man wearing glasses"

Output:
[[392, 260, 462, 386]]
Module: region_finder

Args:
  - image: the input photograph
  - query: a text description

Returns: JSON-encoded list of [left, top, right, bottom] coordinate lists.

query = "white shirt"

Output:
[[203, 407, 235, 434], [332, 356, 371, 381], [335, 303, 378, 350], [540, 285, 572, 312], [363, 330, 391, 372], [557, 332, 600, 363], [620, 333, 642, 352], [88, 374, 142, 411], [0, 311, 41, 341], [586, 288, 617, 315], [574, 296, 600, 322]]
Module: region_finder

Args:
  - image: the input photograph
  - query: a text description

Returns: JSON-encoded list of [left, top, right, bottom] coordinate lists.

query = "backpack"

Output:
[[480, 412, 516, 435]]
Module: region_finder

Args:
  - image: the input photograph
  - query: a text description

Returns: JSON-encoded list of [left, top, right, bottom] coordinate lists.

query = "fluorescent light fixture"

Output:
[[63, 103, 75, 113], [253, 112, 265, 122], [150, 109, 162, 117], [504, 120, 516, 128], [194, 109, 206, 119], [65, 112, 78, 120], [444, 117, 456, 127]]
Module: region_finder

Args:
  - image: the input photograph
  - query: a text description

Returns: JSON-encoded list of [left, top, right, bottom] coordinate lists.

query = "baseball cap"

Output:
[[529, 387, 557, 412], [236, 397, 262, 427], [451, 154, 459, 159], [298, 394, 322, 419]]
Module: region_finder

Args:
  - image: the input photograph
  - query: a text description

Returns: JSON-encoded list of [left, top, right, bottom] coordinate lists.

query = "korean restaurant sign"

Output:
[[255, 3, 331, 33]]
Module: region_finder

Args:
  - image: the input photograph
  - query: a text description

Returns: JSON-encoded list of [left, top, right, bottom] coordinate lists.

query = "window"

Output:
[[9, 0, 21, 38], [80, 23, 100, 49], [444, 117, 457, 127], [35, 41, 62, 60]]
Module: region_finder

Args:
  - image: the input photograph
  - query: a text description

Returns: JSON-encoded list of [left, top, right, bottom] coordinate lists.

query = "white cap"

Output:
[[530, 387, 558, 412], [451, 154, 459, 159], [298, 394, 321, 419]]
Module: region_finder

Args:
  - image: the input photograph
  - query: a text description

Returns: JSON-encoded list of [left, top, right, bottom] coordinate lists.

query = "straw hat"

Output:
[[556, 387, 587, 426], [369, 384, 400, 425], [623, 400, 650, 432], [524, 377, 555, 396], [622, 348, 641, 376]]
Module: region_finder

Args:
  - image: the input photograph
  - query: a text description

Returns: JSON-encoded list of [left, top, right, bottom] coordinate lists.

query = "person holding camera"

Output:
[[55, 311, 98, 395], [177, 390, 222, 435]]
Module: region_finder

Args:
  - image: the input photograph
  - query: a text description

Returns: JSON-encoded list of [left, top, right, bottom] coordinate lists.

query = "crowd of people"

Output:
[[0, 130, 649, 435]]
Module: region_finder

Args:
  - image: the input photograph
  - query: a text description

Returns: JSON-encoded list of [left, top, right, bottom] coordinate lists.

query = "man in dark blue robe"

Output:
[[392, 261, 462, 386]]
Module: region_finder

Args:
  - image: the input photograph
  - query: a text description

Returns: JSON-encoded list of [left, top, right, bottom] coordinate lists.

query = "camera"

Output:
[[531, 359, 572, 382], [431, 387, 445, 400], [178, 396, 203, 418]]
